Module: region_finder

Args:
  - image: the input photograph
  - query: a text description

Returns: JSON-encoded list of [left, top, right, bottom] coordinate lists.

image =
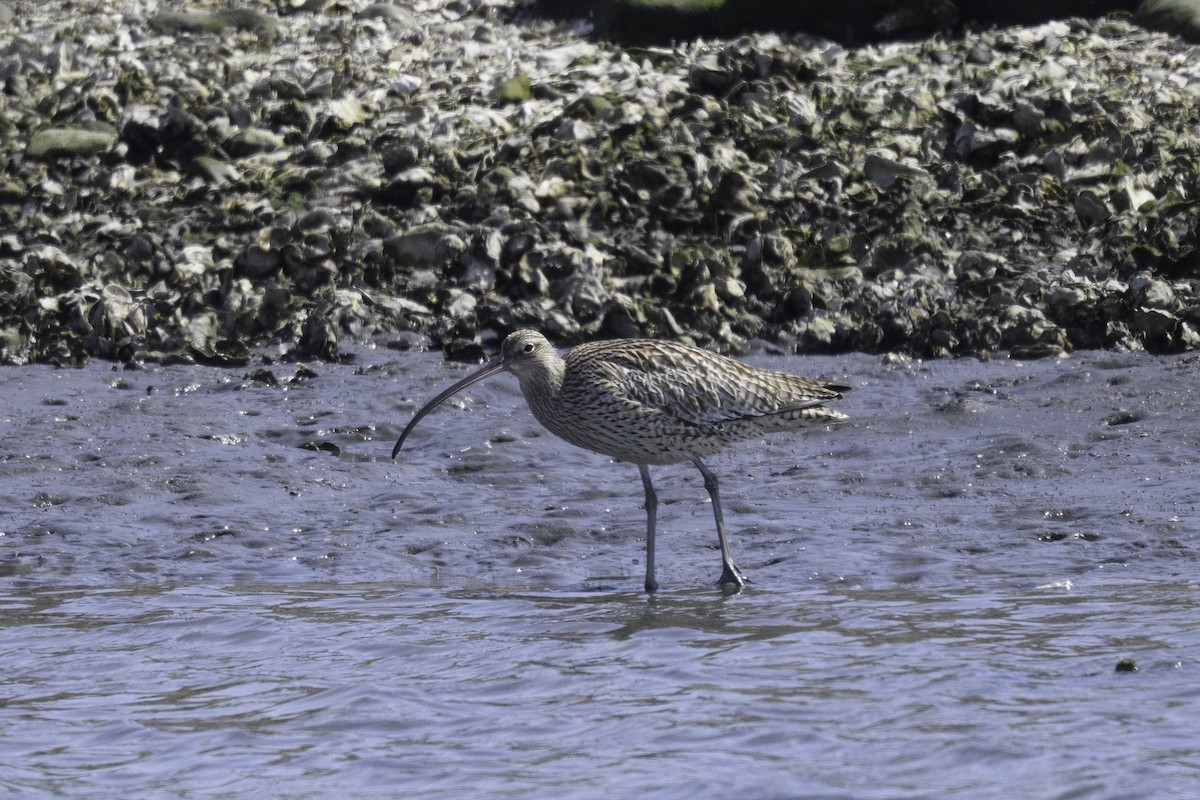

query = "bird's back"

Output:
[[525, 338, 846, 465]]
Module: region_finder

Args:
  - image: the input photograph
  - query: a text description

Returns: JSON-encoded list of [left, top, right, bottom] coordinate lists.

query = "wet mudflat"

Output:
[[2, 344, 1198, 798]]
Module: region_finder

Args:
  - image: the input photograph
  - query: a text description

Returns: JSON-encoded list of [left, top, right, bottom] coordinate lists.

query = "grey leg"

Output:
[[690, 456, 746, 589], [638, 464, 658, 593]]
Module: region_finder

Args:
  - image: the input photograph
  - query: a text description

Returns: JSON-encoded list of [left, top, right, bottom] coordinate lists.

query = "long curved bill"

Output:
[[391, 357, 508, 459]]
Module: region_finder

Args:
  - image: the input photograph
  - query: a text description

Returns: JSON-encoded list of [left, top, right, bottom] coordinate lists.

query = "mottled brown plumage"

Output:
[[393, 330, 848, 593]]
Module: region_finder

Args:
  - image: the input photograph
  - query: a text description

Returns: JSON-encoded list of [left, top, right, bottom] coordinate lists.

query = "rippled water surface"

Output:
[[3, 345, 1198, 798]]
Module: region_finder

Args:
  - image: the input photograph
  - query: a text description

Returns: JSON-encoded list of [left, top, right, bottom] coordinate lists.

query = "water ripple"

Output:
[[1, 349, 1198, 798]]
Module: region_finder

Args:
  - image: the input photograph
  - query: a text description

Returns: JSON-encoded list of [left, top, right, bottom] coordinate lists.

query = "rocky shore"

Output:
[[2, 0, 1199, 365]]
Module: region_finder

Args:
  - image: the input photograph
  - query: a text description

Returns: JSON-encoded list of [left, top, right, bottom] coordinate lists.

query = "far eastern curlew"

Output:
[[392, 330, 848, 593]]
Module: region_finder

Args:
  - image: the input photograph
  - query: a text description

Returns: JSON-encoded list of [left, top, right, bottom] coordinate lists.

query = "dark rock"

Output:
[[540, 0, 1139, 43], [1136, 0, 1200, 40]]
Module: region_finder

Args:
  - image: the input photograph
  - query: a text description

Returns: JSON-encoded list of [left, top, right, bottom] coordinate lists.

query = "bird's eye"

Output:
[[522, 343, 535, 353]]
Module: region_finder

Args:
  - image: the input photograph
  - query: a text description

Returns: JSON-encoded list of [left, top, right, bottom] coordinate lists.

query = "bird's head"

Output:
[[498, 330, 558, 382], [391, 330, 560, 459]]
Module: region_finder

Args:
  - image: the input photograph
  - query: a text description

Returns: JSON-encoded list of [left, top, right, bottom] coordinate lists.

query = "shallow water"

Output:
[[2, 345, 1198, 798]]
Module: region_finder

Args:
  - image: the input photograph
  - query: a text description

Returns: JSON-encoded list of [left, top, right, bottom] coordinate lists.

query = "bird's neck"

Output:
[[517, 355, 566, 413]]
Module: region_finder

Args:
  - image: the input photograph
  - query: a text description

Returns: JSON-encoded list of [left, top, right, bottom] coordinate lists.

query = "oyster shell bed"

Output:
[[2, 0, 1199, 365]]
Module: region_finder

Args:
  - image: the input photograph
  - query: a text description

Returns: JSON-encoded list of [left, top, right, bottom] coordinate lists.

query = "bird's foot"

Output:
[[717, 563, 747, 593]]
